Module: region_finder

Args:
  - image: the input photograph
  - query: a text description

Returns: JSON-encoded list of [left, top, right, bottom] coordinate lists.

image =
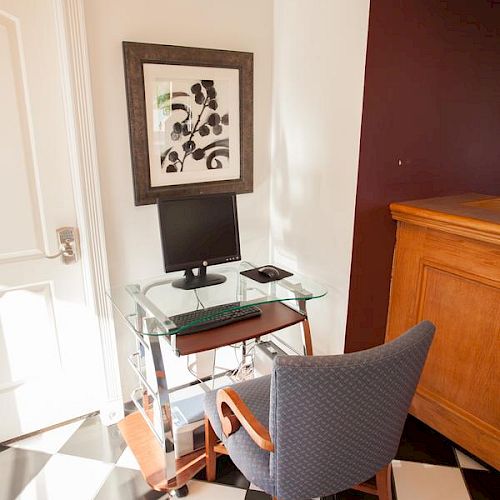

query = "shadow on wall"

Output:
[[271, 116, 325, 274]]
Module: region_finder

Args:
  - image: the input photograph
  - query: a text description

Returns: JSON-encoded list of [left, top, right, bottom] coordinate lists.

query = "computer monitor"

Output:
[[158, 193, 241, 289]]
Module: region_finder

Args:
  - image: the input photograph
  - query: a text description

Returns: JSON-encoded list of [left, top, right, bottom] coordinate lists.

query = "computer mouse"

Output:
[[257, 266, 280, 279]]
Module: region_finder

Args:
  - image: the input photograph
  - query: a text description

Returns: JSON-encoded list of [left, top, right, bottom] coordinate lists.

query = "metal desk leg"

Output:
[[147, 336, 178, 485], [126, 287, 189, 495], [148, 336, 175, 452]]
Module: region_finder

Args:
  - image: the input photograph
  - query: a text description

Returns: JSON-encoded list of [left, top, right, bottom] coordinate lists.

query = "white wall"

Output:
[[84, 0, 369, 393], [84, 0, 274, 393], [270, 0, 370, 354]]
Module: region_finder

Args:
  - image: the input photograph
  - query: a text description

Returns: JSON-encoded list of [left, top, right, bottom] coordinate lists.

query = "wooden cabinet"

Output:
[[386, 193, 500, 470]]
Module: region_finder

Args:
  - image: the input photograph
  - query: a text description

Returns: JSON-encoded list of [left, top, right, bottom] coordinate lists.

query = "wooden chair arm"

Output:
[[216, 387, 274, 452]]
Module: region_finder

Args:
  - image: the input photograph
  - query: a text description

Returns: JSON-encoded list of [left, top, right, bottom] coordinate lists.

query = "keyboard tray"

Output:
[[174, 302, 306, 356]]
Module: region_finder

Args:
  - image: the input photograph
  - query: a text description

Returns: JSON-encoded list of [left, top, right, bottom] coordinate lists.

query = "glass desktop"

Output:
[[108, 261, 327, 338]]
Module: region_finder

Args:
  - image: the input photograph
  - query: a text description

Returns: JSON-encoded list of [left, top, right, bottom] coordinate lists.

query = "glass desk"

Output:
[[107, 262, 327, 494]]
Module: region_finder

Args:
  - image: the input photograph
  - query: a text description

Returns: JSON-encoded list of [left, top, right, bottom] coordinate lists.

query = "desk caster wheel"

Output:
[[170, 484, 189, 497]]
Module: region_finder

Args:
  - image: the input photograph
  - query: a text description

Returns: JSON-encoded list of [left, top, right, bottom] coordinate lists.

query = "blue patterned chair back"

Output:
[[269, 320, 435, 499]]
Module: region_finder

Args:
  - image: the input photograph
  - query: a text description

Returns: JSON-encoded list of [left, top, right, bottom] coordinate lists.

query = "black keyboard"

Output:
[[170, 302, 262, 335]]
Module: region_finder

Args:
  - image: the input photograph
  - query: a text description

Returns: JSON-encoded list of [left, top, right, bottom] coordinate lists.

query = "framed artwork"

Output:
[[122, 42, 253, 205]]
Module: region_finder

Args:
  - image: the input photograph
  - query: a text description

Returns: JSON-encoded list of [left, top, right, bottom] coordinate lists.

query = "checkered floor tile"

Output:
[[1, 414, 498, 499]]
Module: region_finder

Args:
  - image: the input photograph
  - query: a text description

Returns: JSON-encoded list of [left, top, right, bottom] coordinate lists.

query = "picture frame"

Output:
[[122, 42, 253, 206]]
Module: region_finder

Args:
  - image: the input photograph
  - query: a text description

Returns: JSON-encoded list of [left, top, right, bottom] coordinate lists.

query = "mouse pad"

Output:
[[240, 266, 293, 284]]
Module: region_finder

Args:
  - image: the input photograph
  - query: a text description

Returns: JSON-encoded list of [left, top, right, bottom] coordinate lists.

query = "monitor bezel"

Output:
[[157, 193, 241, 273]]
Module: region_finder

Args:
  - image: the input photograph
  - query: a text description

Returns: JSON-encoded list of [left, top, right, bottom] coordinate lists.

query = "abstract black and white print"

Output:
[[159, 79, 229, 172], [144, 64, 240, 188]]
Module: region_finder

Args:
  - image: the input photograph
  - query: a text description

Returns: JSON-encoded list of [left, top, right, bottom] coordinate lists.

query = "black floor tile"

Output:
[[195, 453, 250, 489], [396, 415, 457, 466], [0, 447, 51, 499], [59, 415, 126, 463], [462, 469, 500, 500], [95, 467, 167, 500], [245, 490, 272, 499]]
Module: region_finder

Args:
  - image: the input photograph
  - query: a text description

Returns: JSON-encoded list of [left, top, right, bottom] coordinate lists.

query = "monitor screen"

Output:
[[158, 194, 240, 272]]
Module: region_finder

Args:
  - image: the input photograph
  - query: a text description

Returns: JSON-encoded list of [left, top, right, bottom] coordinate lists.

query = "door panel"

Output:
[[0, 12, 43, 261], [0, 282, 61, 385]]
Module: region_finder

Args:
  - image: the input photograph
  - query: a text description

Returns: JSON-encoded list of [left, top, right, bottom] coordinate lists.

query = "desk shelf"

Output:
[[175, 302, 306, 356]]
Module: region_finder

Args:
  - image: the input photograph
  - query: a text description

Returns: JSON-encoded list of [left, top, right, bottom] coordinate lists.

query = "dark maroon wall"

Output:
[[345, 0, 500, 352]]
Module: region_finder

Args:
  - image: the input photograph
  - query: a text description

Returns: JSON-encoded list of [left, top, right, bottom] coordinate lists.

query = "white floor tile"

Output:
[[9, 420, 84, 454], [115, 447, 140, 470], [454, 448, 488, 471], [392, 460, 470, 500], [184, 480, 246, 499], [18, 454, 114, 500]]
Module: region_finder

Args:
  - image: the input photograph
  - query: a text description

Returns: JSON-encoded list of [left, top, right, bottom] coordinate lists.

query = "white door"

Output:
[[0, 0, 104, 441]]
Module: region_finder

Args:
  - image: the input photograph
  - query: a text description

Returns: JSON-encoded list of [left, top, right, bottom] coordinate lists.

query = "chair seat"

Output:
[[204, 375, 274, 494]]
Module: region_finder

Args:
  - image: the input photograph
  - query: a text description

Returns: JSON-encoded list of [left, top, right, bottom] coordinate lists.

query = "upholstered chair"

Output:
[[204, 320, 435, 500]]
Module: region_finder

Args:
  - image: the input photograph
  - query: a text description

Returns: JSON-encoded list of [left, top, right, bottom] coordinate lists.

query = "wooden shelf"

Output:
[[118, 410, 206, 492]]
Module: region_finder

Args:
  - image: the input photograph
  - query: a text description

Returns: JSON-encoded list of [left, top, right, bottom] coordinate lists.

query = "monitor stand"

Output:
[[172, 266, 226, 290]]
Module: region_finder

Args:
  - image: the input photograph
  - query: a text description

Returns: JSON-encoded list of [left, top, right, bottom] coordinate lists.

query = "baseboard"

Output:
[[1, 411, 98, 446]]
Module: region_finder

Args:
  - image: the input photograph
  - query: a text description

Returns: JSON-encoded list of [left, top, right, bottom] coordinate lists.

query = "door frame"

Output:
[[53, 0, 123, 424]]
